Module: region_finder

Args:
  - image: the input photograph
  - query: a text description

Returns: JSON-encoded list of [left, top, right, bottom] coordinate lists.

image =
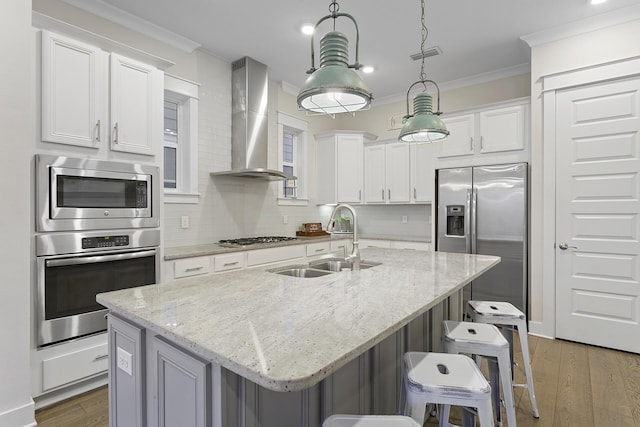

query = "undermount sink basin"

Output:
[[309, 259, 382, 272], [268, 265, 333, 278]]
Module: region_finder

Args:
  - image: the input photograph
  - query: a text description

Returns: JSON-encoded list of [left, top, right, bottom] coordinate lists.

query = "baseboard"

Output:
[[0, 399, 36, 427], [528, 320, 555, 339]]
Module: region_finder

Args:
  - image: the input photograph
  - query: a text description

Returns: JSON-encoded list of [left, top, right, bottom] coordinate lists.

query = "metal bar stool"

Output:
[[323, 415, 421, 427], [401, 352, 495, 427], [468, 300, 540, 419], [441, 320, 517, 427]]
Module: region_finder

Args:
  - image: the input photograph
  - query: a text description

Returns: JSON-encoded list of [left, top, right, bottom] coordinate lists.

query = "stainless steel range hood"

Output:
[[211, 57, 295, 181]]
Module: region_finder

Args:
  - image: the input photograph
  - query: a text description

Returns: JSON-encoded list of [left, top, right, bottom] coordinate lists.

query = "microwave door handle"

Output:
[[46, 250, 156, 267]]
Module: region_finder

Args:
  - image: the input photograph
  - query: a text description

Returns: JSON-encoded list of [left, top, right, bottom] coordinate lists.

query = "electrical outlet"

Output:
[[283, 215, 288, 224], [117, 347, 133, 376], [402, 215, 408, 223], [181, 215, 189, 229]]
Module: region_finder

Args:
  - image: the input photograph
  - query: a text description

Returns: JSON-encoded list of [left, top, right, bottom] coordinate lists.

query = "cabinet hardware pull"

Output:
[[315, 248, 325, 252], [382, 189, 385, 200], [223, 261, 239, 266], [414, 188, 417, 199], [388, 189, 391, 200], [93, 354, 109, 362], [358, 190, 362, 201], [95, 120, 101, 142], [185, 266, 204, 271], [470, 137, 474, 151], [558, 242, 578, 250], [113, 123, 119, 143], [480, 136, 484, 150]]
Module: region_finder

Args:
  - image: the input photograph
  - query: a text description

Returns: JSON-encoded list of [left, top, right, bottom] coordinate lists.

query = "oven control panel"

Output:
[[82, 235, 129, 249]]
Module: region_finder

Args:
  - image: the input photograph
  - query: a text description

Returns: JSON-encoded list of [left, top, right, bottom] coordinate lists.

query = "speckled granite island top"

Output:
[[98, 248, 499, 392]]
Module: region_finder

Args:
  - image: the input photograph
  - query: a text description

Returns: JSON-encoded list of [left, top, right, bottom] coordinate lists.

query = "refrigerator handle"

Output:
[[465, 189, 472, 254], [471, 187, 478, 253]]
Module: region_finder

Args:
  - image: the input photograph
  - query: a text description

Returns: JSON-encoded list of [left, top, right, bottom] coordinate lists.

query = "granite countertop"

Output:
[[99, 248, 499, 392], [164, 234, 430, 260]]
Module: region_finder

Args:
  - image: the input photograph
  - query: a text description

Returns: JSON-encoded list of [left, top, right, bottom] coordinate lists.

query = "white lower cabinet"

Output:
[[41, 342, 109, 392], [306, 241, 331, 257], [358, 239, 392, 249], [213, 252, 246, 272], [330, 239, 352, 257], [391, 241, 431, 251], [247, 245, 306, 267], [173, 256, 212, 279]]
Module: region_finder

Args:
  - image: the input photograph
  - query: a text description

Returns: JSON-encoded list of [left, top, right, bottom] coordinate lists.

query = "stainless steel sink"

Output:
[[309, 259, 382, 272], [268, 265, 334, 278]]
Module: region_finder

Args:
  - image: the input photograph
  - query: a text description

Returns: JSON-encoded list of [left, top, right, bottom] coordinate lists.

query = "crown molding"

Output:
[[62, 0, 201, 53], [280, 81, 299, 97], [522, 3, 640, 47]]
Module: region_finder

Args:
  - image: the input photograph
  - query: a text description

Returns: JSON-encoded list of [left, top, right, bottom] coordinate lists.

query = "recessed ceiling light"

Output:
[[590, 0, 608, 4], [301, 24, 315, 35], [362, 66, 374, 74]]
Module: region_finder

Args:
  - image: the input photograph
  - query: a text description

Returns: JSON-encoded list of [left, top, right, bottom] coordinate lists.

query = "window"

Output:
[[163, 75, 199, 204], [277, 112, 308, 205]]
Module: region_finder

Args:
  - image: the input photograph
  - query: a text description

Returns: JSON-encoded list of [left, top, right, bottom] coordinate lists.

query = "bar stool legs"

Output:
[[441, 320, 517, 427], [469, 300, 540, 419]]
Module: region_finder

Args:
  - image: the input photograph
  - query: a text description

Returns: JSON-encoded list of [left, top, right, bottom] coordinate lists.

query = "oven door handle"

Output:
[[45, 250, 157, 267]]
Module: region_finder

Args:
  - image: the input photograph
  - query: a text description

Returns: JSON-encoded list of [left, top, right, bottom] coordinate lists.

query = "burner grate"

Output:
[[218, 236, 297, 246]]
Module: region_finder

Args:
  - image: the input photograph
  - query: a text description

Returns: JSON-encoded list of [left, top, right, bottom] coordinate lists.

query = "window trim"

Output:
[[164, 74, 199, 204], [277, 112, 309, 206]]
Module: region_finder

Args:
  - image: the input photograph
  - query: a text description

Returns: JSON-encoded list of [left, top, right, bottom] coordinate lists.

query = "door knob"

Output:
[[558, 242, 577, 250]]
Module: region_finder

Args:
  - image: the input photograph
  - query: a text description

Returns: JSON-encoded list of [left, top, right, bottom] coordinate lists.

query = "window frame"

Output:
[[277, 111, 308, 206], [163, 74, 199, 204]]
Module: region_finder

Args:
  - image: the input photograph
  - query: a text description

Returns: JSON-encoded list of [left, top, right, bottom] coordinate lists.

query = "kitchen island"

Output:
[[98, 248, 499, 427]]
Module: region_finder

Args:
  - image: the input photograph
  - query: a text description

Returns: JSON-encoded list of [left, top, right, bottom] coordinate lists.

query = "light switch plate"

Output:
[[117, 347, 133, 376]]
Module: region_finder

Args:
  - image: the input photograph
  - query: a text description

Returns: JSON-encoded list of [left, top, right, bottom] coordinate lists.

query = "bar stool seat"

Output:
[[442, 320, 517, 427], [468, 300, 540, 419], [402, 352, 495, 427], [322, 415, 421, 427]]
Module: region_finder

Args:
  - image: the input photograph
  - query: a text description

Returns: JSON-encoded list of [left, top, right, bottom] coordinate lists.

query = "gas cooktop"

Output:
[[218, 236, 297, 247]]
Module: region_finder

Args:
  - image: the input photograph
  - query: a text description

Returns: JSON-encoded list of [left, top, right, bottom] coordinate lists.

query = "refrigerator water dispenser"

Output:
[[446, 205, 465, 236]]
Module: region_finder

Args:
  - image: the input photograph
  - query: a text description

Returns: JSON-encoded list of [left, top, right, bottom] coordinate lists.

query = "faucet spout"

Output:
[[327, 203, 360, 270]]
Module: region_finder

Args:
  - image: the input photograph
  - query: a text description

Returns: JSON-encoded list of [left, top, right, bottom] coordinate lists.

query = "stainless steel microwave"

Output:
[[36, 155, 160, 232]]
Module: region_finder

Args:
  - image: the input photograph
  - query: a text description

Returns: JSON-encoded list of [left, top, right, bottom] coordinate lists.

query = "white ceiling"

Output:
[[64, 0, 640, 102]]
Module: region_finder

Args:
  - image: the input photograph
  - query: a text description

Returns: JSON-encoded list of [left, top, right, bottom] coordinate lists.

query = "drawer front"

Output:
[[174, 256, 212, 278], [214, 252, 246, 272], [306, 242, 331, 257], [358, 239, 391, 249], [246, 245, 306, 266], [42, 342, 109, 391]]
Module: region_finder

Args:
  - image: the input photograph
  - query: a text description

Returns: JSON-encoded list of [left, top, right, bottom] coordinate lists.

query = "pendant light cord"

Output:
[[420, 0, 428, 90]]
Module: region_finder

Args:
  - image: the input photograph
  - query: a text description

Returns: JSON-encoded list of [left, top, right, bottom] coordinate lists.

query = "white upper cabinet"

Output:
[[41, 30, 108, 148], [364, 142, 411, 204], [478, 104, 526, 154], [316, 131, 377, 205], [438, 114, 475, 158], [41, 31, 163, 156], [410, 142, 436, 203], [110, 54, 162, 155], [438, 102, 528, 158]]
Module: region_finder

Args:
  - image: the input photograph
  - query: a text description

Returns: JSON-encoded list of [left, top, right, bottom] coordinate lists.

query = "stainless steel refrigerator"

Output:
[[436, 163, 528, 314]]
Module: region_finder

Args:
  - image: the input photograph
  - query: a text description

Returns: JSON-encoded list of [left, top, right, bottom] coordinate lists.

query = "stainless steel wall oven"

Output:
[[36, 229, 160, 347], [36, 154, 160, 232]]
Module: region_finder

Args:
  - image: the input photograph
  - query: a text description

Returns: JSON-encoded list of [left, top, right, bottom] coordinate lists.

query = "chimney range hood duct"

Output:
[[211, 57, 295, 181]]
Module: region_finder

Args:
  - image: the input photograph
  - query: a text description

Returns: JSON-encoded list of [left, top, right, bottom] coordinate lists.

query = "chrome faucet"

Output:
[[327, 203, 360, 270]]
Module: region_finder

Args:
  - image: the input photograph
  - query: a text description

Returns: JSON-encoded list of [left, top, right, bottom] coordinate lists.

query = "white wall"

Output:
[[528, 18, 640, 336], [0, 0, 36, 425]]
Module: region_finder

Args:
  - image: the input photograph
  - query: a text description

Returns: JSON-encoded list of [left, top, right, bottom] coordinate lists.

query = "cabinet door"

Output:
[[479, 104, 525, 153], [148, 336, 211, 427], [110, 54, 162, 156], [363, 144, 386, 203], [385, 143, 411, 203], [336, 135, 364, 203], [41, 31, 108, 148], [410, 143, 436, 203], [438, 114, 475, 158]]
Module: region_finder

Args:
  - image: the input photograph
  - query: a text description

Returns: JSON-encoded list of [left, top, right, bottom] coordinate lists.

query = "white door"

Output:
[[363, 144, 386, 203], [555, 76, 640, 353], [336, 135, 364, 203], [410, 143, 436, 203], [385, 142, 411, 203]]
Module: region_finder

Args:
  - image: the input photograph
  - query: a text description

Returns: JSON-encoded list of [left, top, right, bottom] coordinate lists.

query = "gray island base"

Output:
[[98, 248, 500, 427]]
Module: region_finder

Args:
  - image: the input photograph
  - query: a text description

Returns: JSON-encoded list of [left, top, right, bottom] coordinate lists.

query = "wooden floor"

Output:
[[36, 336, 640, 427]]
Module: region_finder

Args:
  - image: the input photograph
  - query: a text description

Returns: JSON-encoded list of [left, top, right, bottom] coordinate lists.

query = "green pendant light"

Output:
[[398, 0, 448, 143], [297, 1, 373, 115]]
